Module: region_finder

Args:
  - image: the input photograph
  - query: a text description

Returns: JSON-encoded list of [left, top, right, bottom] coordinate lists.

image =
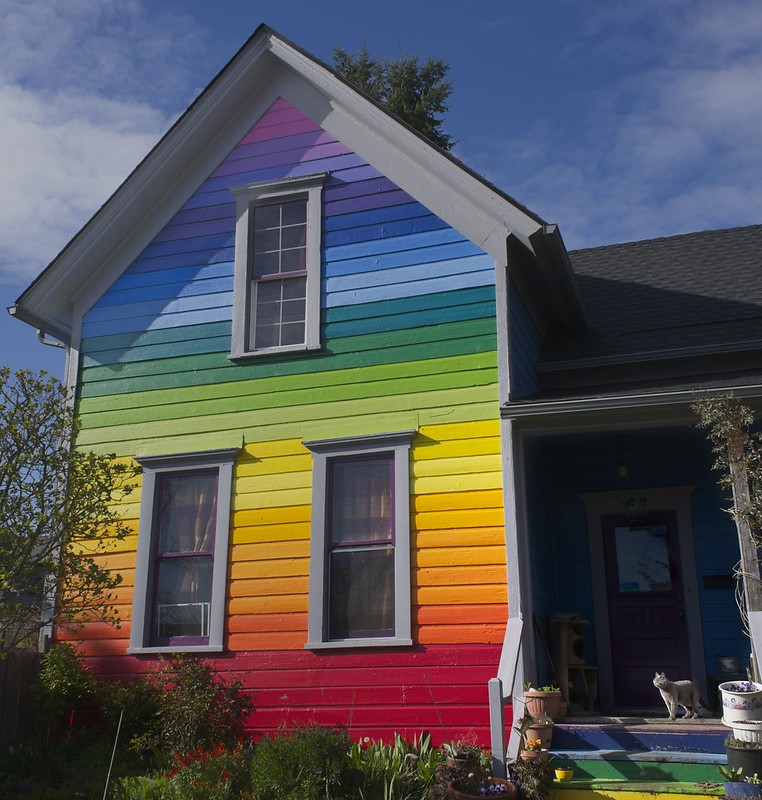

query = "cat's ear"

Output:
[[654, 671, 659, 678]]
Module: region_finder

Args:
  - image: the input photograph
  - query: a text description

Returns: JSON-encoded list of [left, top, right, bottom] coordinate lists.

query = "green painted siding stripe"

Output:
[[78, 351, 496, 414], [80, 318, 497, 396], [76, 383, 499, 448], [79, 361, 497, 429]]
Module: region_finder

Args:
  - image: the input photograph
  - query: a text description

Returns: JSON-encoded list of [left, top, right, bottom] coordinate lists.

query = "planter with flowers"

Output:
[[721, 682, 762, 724], [519, 739, 549, 764]]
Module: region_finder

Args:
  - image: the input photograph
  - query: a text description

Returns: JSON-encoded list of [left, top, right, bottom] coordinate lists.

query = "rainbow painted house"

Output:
[[11, 24, 762, 743]]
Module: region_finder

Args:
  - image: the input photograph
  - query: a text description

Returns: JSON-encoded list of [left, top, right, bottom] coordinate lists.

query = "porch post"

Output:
[[488, 678, 506, 778]]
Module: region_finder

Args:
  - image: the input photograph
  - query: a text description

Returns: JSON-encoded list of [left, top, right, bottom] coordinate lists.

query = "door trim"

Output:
[[579, 486, 705, 711]]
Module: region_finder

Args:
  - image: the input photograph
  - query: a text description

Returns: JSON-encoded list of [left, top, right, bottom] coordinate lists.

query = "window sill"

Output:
[[228, 342, 321, 361], [127, 644, 224, 655], [305, 637, 413, 651]]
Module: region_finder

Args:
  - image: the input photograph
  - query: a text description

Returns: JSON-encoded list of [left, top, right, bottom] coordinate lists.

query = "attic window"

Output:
[[230, 173, 326, 358]]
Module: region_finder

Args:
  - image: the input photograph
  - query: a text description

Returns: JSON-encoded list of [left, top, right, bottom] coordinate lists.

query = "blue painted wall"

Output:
[[524, 425, 745, 689], [508, 282, 540, 399]]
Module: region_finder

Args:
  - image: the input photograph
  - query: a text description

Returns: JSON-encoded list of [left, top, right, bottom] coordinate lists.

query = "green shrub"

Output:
[[114, 742, 253, 800], [132, 655, 254, 758], [250, 724, 356, 800], [34, 643, 98, 734]]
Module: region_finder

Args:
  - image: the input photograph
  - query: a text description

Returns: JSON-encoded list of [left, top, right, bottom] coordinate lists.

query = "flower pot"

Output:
[[524, 720, 554, 749], [720, 682, 762, 723], [555, 768, 574, 782], [519, 748, 549, 763], [724, 782, 762, 799], [727, 743, 762, 777], [447, 778, 518, 800], [724, 719, 762, 744], [524, 690, 562, 721]]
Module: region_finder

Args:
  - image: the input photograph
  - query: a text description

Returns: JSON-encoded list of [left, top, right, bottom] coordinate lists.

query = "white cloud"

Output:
[[0, 0, 206, 289], [463, 0, 762, 248]]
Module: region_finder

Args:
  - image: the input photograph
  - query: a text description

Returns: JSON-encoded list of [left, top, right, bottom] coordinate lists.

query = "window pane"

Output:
[[254, 228, 280, 254], [156, 472, 218, 554], [281, 200, 306, 226], [281, 297, 306, 323], [281, 224, 306, 250], [281, 247, 306, 272], [330, 457, 392, 544], [283, 276, 306, 299], [253, 251, 280, 277], [329, 548, 394, 638], [280, 321, 306, 346], [253, 204, 280, 229], [254, 322, 280, 349], [154, 555, 213, 639]]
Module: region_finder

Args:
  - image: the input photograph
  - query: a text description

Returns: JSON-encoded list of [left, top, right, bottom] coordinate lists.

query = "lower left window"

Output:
[[128, 448, 237, 653]]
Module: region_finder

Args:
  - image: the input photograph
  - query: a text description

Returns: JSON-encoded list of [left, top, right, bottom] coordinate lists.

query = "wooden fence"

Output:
[[0, 649, 41, 748]]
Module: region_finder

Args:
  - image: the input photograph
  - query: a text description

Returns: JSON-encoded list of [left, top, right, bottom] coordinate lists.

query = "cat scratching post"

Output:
[[551, 613, 598, 713]]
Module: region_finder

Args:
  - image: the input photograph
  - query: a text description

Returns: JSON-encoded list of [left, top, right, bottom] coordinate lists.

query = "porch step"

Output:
[[552, 717, 727, 754], [549, 748, 725, 782], [545, 717, 726, 799]]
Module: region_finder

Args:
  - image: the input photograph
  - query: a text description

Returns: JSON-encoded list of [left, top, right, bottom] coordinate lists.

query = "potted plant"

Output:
[[726, 738, 762, 779], [519, 739, 549, 763], [523, 684, 562, 721], [442, 737, 482, 771], [434, 743, 517, 800], [721, 681, 762, 723], [721, 765, 762, 799], [511, 752, 554, 800]]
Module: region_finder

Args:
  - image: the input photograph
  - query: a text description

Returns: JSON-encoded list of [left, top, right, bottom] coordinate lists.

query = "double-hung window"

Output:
[[304, 431, 415, 649], [128, 448, 237, 653], [230, 173, 326, 358]]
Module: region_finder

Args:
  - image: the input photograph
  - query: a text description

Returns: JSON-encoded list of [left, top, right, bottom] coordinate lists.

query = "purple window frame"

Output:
[[326, 452, 396, 639], [149, 469, 218, 647]]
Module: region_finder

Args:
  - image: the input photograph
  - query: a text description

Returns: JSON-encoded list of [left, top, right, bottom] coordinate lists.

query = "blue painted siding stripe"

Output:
[[102, 263, 233, 296], [82, 287, 496, 364], [325, 227, 468, 263], [92, 274, 234, 310], [325, 266, 494, 308], [325, 253, 493, 293], [82, 306, 233, 339]]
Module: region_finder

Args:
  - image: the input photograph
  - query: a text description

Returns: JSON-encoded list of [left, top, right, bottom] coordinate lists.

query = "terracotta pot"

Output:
[[524, 690, 562, 721], [519, 748, 549, 763], [447, 778, 518, 800], [524, 720, 553, 749]]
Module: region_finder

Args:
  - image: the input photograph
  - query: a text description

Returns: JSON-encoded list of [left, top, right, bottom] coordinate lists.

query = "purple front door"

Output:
[[602, 511, 692, 709]]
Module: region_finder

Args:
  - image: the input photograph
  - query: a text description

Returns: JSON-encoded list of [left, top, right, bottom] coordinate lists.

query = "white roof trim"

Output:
[[14, 26, 546, 342]]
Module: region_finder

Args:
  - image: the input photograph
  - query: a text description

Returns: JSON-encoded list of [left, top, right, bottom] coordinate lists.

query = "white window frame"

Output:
[[230, 173, 326, 359], [303, 430, 415, 649], [128, 448, 237, 654]]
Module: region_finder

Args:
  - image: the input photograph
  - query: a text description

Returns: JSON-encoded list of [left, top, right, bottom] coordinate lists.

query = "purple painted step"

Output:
[[551, 717, 726, 755]]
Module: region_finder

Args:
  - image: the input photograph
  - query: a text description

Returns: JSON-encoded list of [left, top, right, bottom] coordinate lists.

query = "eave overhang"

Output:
[[12, 24, 561, 345]]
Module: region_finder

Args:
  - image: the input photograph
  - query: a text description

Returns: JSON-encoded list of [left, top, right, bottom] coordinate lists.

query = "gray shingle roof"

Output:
[[542, 224, 762, 365]]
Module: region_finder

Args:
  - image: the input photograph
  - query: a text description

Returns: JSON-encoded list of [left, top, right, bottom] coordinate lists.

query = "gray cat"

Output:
[[653, 671, 703, 719]]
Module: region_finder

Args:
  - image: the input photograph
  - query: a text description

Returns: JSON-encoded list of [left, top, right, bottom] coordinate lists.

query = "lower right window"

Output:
[[304, 430, 415, 648]]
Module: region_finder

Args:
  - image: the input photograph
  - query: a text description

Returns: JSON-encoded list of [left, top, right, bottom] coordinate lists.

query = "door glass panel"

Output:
[[614, 525, 672, 592]]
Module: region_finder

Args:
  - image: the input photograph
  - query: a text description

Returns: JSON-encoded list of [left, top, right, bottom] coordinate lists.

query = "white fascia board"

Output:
[[16, 35, 275, 337], [268, 39, 543, 262], [17, 28, 546, 337]]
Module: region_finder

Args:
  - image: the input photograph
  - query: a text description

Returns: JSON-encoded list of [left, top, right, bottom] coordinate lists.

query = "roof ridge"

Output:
[[569, 222, 762, 255]]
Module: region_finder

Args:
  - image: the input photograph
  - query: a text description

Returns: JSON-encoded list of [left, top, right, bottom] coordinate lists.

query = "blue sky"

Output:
[[2, 0, 761, 377]]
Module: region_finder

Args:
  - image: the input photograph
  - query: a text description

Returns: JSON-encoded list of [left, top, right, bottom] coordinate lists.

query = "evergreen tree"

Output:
[[333, 45, 455, 151]]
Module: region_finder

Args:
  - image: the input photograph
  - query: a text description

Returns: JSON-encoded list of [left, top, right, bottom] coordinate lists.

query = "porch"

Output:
[[518, 423, 748, 715]]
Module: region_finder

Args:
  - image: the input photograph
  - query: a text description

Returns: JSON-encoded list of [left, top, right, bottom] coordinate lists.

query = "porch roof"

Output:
[[523, 224, 762, 407]]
